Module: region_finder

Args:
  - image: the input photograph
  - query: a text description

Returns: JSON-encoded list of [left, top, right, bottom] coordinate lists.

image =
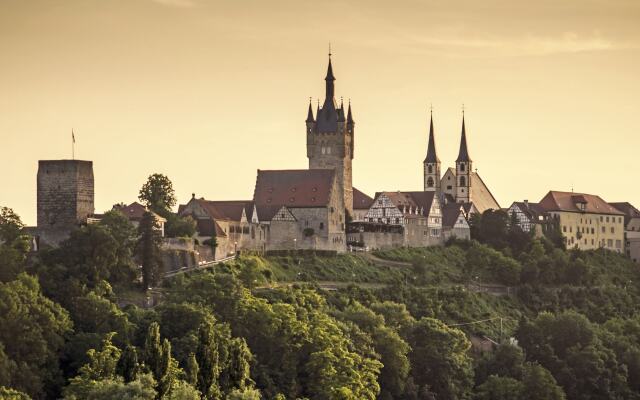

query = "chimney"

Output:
[[524, 199, 529, 208]]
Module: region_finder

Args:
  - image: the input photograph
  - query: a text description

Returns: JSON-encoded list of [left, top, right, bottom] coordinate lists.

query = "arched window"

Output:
[[460, 163, 466, 172], [427, 165, 433, 174], [426, 177, 434, 187], [459, 176, 466, 187]]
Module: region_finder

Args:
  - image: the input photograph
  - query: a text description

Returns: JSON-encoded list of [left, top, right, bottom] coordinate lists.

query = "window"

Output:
[[460, 163, 466, 172], [602, 226, 605, 233], [611, 227, 615, 234], [606, 216, 610, 223], [608, 239, 613, 247], [563, 226, 567, 233], [427, 165, 433, 174], [319, 222, 324, 230], [616, 240, 622, 249], [426, 177, 434, 187], [447, 185, 453, 190], [459, 176, 466, 187]]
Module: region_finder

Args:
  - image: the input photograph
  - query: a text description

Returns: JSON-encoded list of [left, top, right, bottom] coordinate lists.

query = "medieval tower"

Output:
[[423, 111, 441, 192], [37, 159, 94, 245], [306, 55, 354, 215], [455, 115, 472, 203]]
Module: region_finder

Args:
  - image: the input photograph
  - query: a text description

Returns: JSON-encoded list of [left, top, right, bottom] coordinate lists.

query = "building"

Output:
[[537, 191, 624, 252], [362, 191, 443, 248], [352, 188, 374, 222], [112, 202, 166, 236], [36, 160, 94, 246], [306, 54, 354, 215], [252, 169, 346, 252], [508, 200, 545, 234], [609, 202, 640, 263], [179, 197, 265, 259], [442, 203, 471, 240], [423, 112, 500, 214]]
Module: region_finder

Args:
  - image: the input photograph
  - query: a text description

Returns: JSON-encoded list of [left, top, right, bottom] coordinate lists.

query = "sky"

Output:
[[1, 0, 639, 225]]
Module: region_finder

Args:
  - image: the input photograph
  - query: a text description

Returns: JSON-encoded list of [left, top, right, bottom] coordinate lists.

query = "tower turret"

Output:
[[306, 54, 354, 215], [455, 114, 472, 203], [423, 110, 441, 192]]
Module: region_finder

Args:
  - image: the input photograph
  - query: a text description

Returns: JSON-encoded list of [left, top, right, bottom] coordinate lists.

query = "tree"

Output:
[[138, 174, 176, 214], [76, 333, 122, 381], [195, 321, 222, 399], [118, 345, 140, 383], [143, 322, 176, 398], [0, 274, 73, 398], [186, 354, 199, 387], [0, 207, 30, 282], [225, 338, 252, 392], [164, 214, 197, 238], [0, 386, 31, 400], [64, 373, 157, 400], [137, 212, 164, 290], [99, 210, 138, 283], [474, 375, 523, 400], [520, 363, 565, 400], [164, 380, 201, 400], [407, 317, 473, 400]]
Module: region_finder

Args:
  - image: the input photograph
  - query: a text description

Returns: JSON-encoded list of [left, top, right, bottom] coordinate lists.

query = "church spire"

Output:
[[456, 113, 472, 162], [424, 110, 439, 163], [306, 98, 315, 122], [347, 100, 354, 124], [324, 54, 336, 107]]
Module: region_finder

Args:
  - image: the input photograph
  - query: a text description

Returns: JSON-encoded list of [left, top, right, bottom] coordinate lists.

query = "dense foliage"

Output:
[[2, 205, 640, 399]]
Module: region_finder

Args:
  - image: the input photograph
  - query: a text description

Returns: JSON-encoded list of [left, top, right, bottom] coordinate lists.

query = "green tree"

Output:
[[118, 345, 140, 383], [76, 333, 121, 381], [164, 380, 201, 400], [0, 274, 73, 399], [520, 363, 565, 400], [138, 174, 176, 214], [225, 338, 252, 392], [186, 354, 199, 387], [226, 388, 262, 400], [474, 375, 523, 400], [195, 321, 222, 399], [99, 210, 138, 283], [164, 214, 197, 238], [143, 322, 176, 398], [0, 207, 30, 282], [137, 212, 164, 290], [64, 372, 157, 400], [407, 317, 473, 400], [0, 386, 31, 400]]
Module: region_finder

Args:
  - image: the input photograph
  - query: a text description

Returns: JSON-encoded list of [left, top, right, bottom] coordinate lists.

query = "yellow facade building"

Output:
[[538, 191, 625, 252]]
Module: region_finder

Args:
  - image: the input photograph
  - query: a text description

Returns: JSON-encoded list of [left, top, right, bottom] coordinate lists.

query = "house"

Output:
[[537, 191, 624, 252], [178, 197, 266, 259], [442, 203, 471, 240], [112, 202, 166, 236], [352, 188, 374, 222], [508, 200, 545, 234], [362, 191, 443, 248], [609, 202, 640, 263], [252, 169, 346, 252]]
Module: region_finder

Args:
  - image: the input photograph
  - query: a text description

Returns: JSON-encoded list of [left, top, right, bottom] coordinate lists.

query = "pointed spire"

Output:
[[306, 98, 315, 122], [424, 109, 440, 163], [324, 53, 336, 104], [456, 112, 472, 162], [347, 99, 354, 124]]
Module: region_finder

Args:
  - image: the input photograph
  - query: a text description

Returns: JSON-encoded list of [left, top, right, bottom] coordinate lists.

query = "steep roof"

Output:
[[442, 203, 465, 229], [353, 187, 374, 210], [113, 202, 166, 222], [511, 201, 544, 221], [538, 191, 623, 215], [456, 116, 472, 163], [609, 202, 640, 225], [189, 200, 254, 222], [469, 172, 500, 212], [376, 191, 437, 216], [253, 169, 335, 208], [424, 113, 440, 163]]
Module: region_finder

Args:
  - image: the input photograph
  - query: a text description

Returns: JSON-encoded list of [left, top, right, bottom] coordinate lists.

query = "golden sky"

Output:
[[1, 0, 639, 225]]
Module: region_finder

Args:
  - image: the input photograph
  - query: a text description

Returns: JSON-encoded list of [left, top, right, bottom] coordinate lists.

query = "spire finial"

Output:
[[329, 42, 332, 58], [430, 103, 433, 115], [462, 103, 465, 116]]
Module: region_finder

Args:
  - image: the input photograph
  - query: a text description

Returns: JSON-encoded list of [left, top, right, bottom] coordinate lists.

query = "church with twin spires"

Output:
[[423, 111, 500, 214]]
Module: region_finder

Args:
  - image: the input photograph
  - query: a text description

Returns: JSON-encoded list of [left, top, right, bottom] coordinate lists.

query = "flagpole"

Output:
[[72, 129, 75, 160]]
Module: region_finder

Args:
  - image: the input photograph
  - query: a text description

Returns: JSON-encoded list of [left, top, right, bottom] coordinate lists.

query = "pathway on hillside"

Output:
[[360, 253, 412, 268]]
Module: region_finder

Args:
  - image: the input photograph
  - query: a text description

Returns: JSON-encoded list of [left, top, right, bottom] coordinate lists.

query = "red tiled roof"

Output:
[[195, 218, 227, 237], [376, 191, 437, 216], [353, 187, 374, 210], [538, 191, 623, 215], [195, 200, 253, 222], [113, 202, 166, 222], [253, 169, 335, 208], [609, 202, 640, 226]]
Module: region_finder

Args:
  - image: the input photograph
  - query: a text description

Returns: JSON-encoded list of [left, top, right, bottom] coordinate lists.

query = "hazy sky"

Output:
[[1, 0, 639, 225]]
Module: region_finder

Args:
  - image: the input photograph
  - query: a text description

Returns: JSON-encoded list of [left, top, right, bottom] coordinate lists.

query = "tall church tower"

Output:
[[455, 114, 472, 203], [306, 54, 354, 215], [423, 111, 441, 192]]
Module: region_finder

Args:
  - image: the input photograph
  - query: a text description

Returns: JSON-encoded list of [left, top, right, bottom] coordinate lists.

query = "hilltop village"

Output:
[[31, 56, 640, 267]]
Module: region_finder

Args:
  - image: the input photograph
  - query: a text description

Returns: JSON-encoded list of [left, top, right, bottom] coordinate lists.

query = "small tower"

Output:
[[306, 54, 354, 215], [37, 159, 95, 245], [423, 110, 441, 192], [455, 114, 472, 203]]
